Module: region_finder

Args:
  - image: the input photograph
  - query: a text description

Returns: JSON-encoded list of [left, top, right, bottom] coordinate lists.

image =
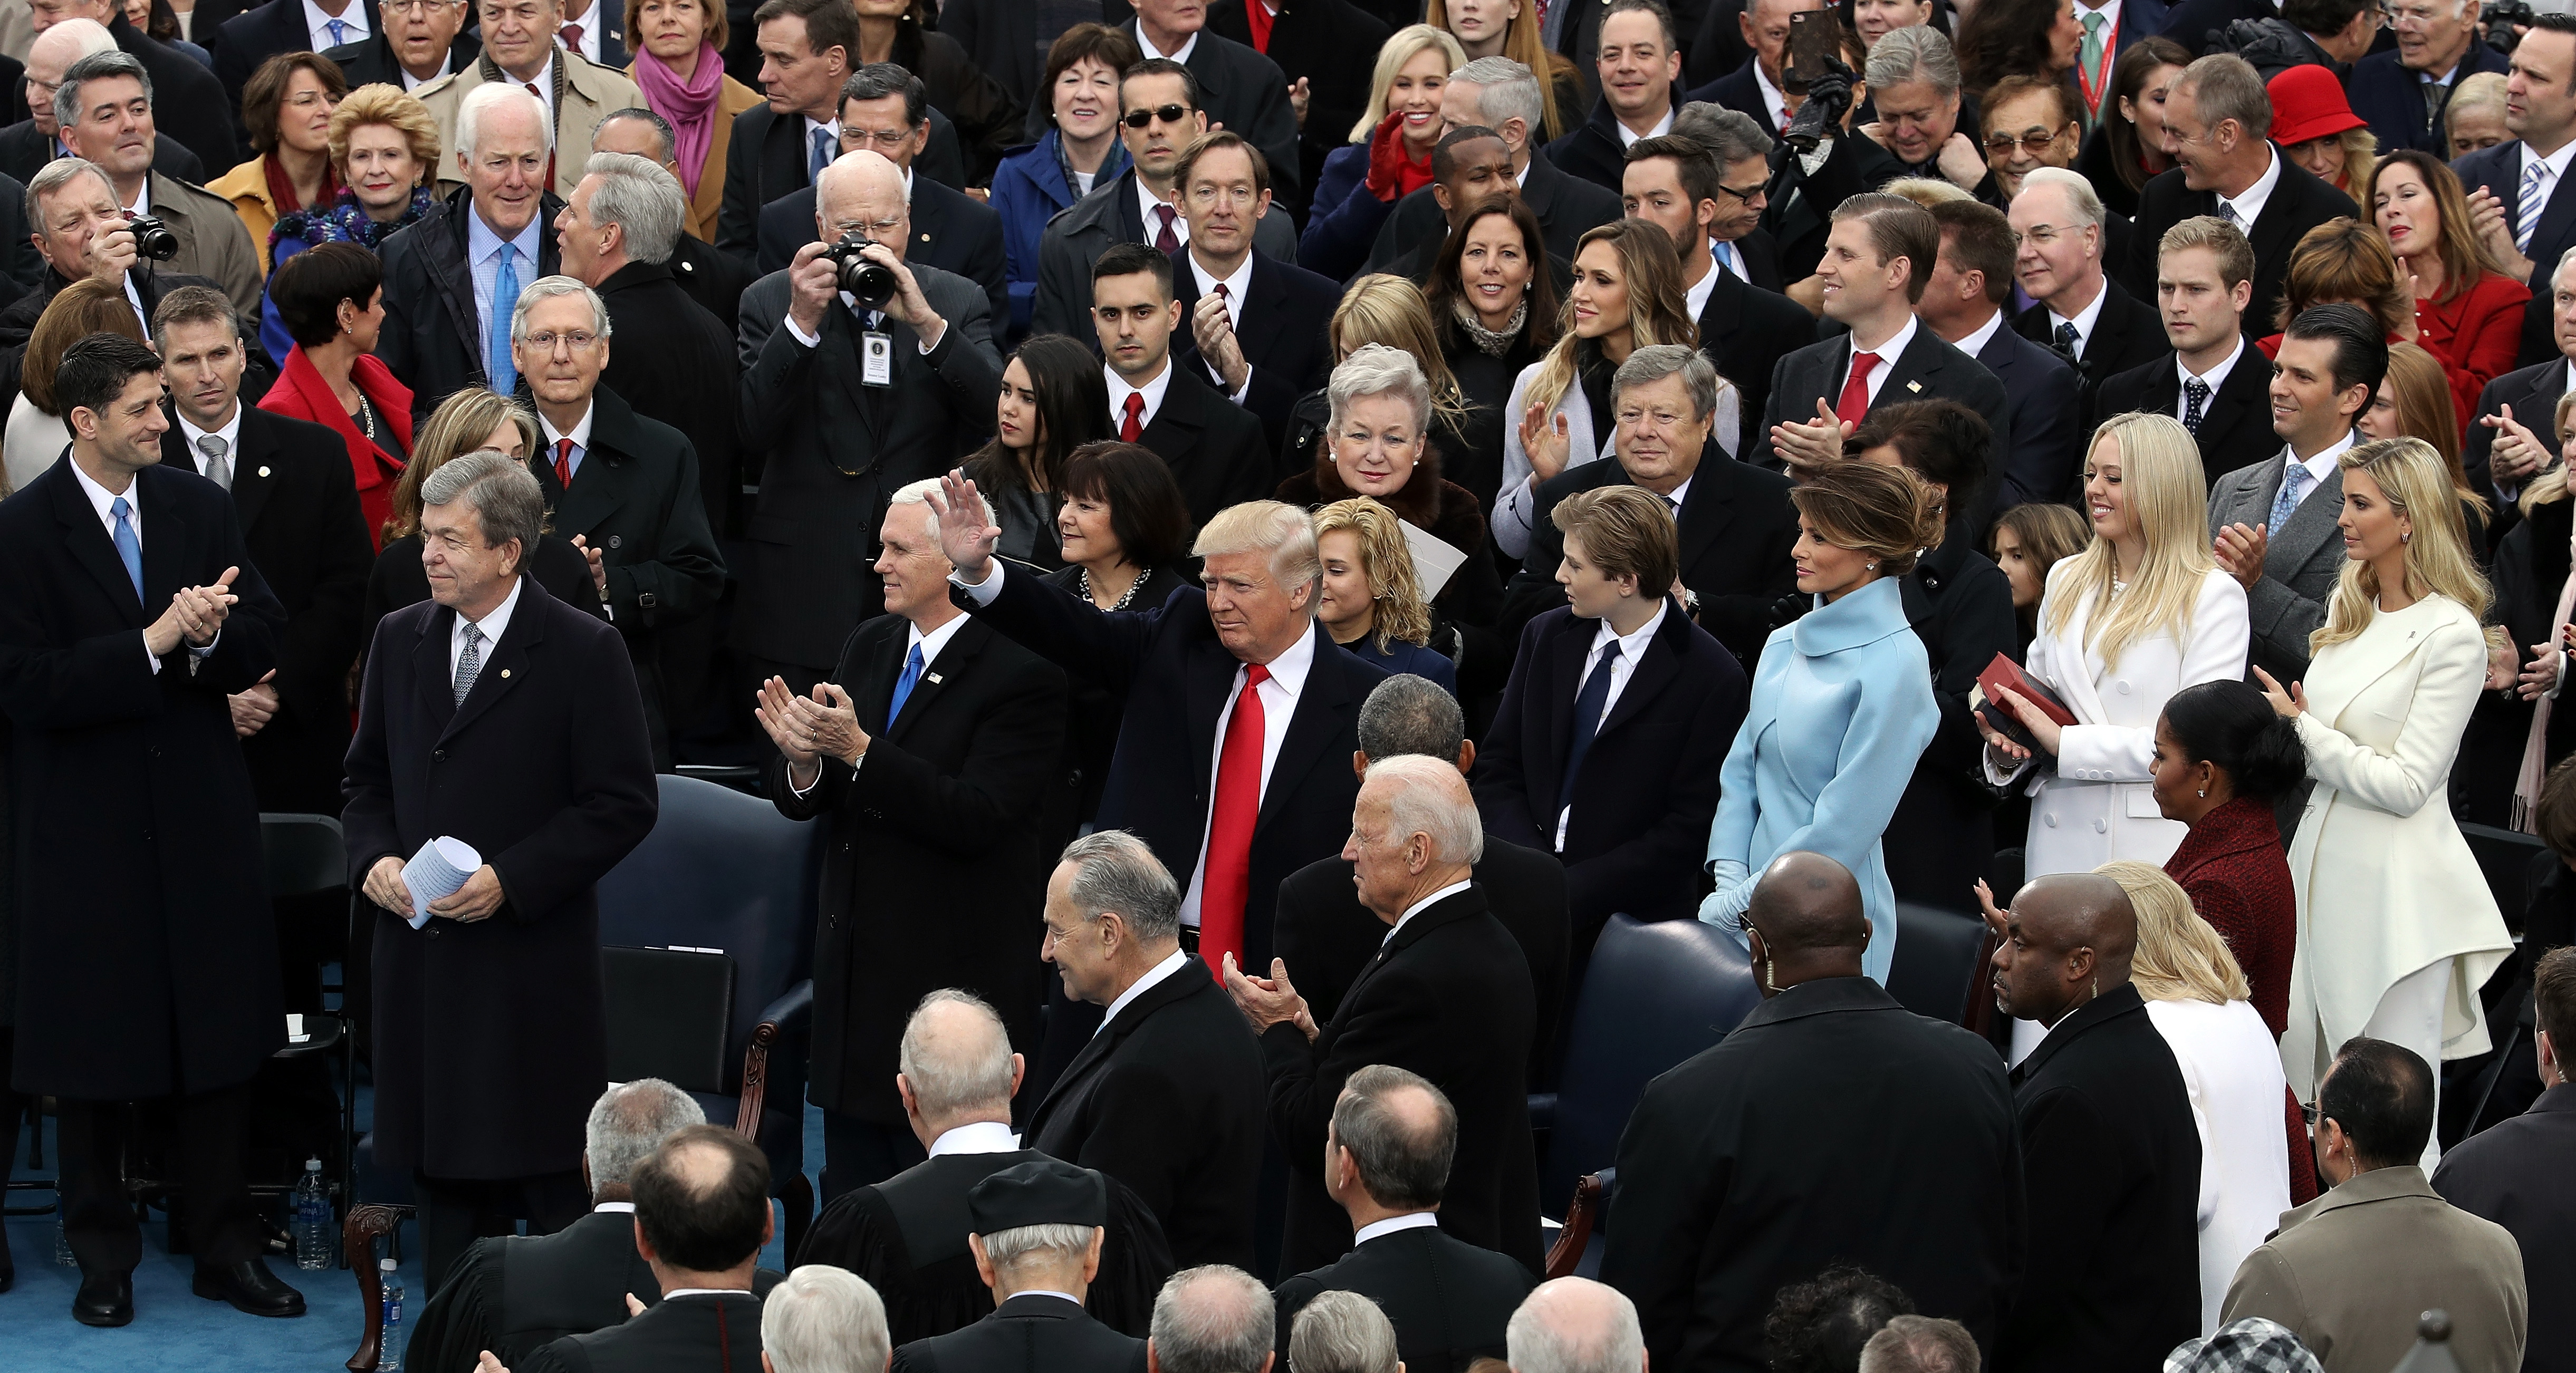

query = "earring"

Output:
[[2401, 530, 2411, 543], [2197, 787, 2206, 798], [1866, 560, 1878, 570]]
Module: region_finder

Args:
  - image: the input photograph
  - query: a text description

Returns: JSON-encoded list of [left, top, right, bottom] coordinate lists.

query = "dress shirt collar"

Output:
[[1189, 249, 1255, 322], [1848, 312, 1917, 376], [906, 607, 972, 672], [1136, 25, 1198, 63], [304, 0, 368, 47], [2528, 133, 2576, 190], [2183, 331, 2245, 387], [927, 1119, 1021, 1157], [458, 574, 526, 654], [1709, 236, 1745, 282], [1616, 106, 1675, 148], [538, 402, 595, 458], [1353, 1212, 1441, 1246], [1954, 308, 2005, 361], [176, 403, 244, 477], [1104, 358, 1174, 430], [1136, 175, 1187, 246], [1100, 947, 1191, 1031], [2045, 274, 2109, 351], [120, 176, 150, 216], [1007, 1290, 1086, 1308], [2218, 143, 2281, 233], [662, 1288, 760, 1300], [1252, 615, 1318, 692], [467, 200, 546, 270], [802, 113, 839, 150], [1683, 250, 1719, 321], [1587, 596, 1667, 666], [70, 456, 141, 540], [402, 51, 451, 90], [1385, 879, 1475, 945], [593, 1201, 636, 1213], [2291, 425, 2357, 480]]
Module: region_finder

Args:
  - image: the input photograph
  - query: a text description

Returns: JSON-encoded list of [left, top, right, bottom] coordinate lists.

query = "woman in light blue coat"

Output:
[[1704, 460, 1945, 982]]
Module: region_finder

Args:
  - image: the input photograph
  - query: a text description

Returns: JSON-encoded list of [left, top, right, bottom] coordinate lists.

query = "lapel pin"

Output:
[[926, 672, 943, 684], [500, 669, 512, 678], [1905, 381, 1922, 393], [257, 466, 271, 477]]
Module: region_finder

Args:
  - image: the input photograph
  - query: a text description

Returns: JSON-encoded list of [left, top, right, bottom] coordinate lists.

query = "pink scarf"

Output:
[[2514, 513, 2576, 831], [630, 40, 723, 199]]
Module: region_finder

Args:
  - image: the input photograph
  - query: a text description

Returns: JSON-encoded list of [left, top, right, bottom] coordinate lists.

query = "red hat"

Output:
[[2267, 65, 2368, 148]]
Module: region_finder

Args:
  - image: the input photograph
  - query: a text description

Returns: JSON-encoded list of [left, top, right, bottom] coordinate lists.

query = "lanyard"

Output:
[[2076, 4, 2121, 117]]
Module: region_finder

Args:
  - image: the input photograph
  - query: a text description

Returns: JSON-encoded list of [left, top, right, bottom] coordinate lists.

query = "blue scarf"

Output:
[[270, 187, 435, 257]]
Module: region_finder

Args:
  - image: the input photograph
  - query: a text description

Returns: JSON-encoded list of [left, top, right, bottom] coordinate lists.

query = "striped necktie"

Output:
[[2521, 158, 2550, 255]]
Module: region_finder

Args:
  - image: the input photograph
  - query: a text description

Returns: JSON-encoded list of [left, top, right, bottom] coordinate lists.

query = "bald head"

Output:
[[26, 19, 112, 136], [897, 990, 1018, 1132], [816, 149, 910, 259], [631, 1124, 772, 1275], [1990, 872, 2137, 1027], [1508, 1278, 1647, 1373], [1745, 852, 1868, 952], [1331, 1065, 1457, 1213]]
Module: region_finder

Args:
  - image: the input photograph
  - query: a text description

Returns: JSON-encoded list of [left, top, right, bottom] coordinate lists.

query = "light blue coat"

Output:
[[1701, 576, 1939, 983]]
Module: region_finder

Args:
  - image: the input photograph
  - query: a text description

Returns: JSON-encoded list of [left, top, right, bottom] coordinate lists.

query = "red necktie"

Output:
[[1153, 204, 1179, 255], [561, 21, 584, 51], [1834, 351, 1880, 427], [1120, 392, 1145, 443], [1244, 0, 1275, 50], [554, 437, 576, 488], [1198, 663, 1269, 975]]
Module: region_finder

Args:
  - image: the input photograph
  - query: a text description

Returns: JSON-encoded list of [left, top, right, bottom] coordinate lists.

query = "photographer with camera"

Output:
[[51, 49, 263, 328], [0, 157, 225, 399]]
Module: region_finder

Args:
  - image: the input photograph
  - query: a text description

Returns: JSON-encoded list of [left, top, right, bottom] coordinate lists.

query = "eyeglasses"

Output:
[[385, 0, 462, 12], [1122, 103, 1193, 128], [840, 127, 916, 150], [520, 330, 601, 353], [1713, 179, 1767, 205], [2010, 224, 2084, 248], [2300, 1101, 2321, 1127], [1984, 125, 2074, 156], [829, 215, 905, 236]]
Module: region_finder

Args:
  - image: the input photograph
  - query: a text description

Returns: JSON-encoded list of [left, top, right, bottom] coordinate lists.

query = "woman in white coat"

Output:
[[2258, 436, 2515, 1164], [2102, 860, 2293, 1338], [1981, 413, 2252, 1058]]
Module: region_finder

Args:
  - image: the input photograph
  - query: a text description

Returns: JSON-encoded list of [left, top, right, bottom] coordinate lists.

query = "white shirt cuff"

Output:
[[783, 313, 821, 348], [949, 558, 1005, 607]]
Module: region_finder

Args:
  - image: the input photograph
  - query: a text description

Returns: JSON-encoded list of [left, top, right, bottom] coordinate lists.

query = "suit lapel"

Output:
[[1675, 450, 1730, 573], [1254, 624, 1356, 840], [2535, 146, 2576, 255], [2267, 463, 2345, 573], [889, 618, 988, 740], [136, 469, 184, 611], [413, 600, 459, 731], [550, 395, 635, 537], [49, 465, 147, 624], [1877, 331, 1943, 403], [1543, 614, 1591, 801], [1238, 255, 1291, 370], [440, 578, 546, 744], [229, 412, 278, 534], [1597, 611, 1680, 737]]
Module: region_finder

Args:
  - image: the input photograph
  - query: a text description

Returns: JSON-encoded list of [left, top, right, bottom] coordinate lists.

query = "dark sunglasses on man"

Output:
[[1122, 104, 1194, 129]]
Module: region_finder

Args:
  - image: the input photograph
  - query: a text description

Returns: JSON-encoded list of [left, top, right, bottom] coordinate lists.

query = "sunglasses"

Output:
[[1122, 104, 1194, 129], [1984, 127, 2074, 156]]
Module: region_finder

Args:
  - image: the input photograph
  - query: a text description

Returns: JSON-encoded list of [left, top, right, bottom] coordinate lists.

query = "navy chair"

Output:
[[1886, 901, 1996, 1029]]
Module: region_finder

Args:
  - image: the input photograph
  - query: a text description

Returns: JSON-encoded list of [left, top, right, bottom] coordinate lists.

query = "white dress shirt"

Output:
[[2282, 428, 2357, 513], [450, 575, 524, 684], [1683, 253, 1719, 322], [1954, 308, 2006, 363], [1840, 314, 1919, 410], [1105, 358, 1176, 434], [2044, 274, 2111, 361], [1754, 62, 1792, 131], [2216, 144, 2281, 236], [2178, 332, 2246, 412], [303, 0, 368, 50], [1352, 1212, 1441, 1245], [1616, 107, 1675, 149], [538, 402, 595, 484], [71, 460, 217, 673], [402, 52, 452, 90], [1136, 176, 1189, 249], [1557, 599, 1667, 848], [927, 1119, 1022, 1157], [1187, 251, 1256, 402], [593, 1201, 636, 1213], [2520, 137, 2576, 246], [1136, 25, 1199, 63], [556, 0, 603, 63], [175, 403, 243, 491], [1384, 879, 1474, 945], [1099, 947, 1191, 1031]]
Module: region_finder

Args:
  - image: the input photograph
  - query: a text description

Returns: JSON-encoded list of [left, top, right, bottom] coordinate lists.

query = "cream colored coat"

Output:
[[416, 50, 644, 201], [2281, 593, 2514, 1097], [1987, 561, 2252, 878]]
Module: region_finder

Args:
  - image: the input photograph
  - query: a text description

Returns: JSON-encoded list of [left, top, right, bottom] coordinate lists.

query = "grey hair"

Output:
[[1289, 1291, 1401, 1373], [510, 274, 613, 342], [24, 156, 115, 232], [1150, 1266, 1277, 1373], [1356, 673, 1465, 763], [1610, 344, 1722, 424], [886, 475, 944, 542], [1332, 1064, 1455, 1211], [1674, 102, 1773, 166], [1327, 343, 1433, 436], [761, 1266, 889, 1373], [597, 106, 676, 163], [582, 1079, 705, 1190], [1365, 753, 1485, 866], [579, 151, 685, 265], [1857, 1316, 1982, 1373], [1507, 1279, 1648, 1373], [1191, 500, 1323, 597], [1449, 56, 1544, 137], [457, 79, 555, 158], [2552, 243, 2576, 290], [2017, 166, 2106, 229], [896, 988, 1014, 1119], [2175, 53, 2272, 143], [1863, 25, 1958, 99], [53, 49, 150, 138], [419, 451, 545, 562], [978, 1222, 1097, 1279], [1059, 830, 1182, 944]]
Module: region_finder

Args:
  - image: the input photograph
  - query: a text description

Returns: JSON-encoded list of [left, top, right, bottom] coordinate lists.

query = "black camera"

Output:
[[1781, 56, 1856, 156], [122, 213, 179, 262], [2483, 0, 2537, 49], [821, 231, 898, 311]]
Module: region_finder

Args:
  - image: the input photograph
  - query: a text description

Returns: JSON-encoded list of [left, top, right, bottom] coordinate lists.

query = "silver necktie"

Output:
[[454, 624, 484, 705], [198, 434, 230, 490]]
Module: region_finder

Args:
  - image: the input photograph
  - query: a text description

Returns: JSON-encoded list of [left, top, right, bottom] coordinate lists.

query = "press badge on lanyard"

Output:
[[861, 331, 894, 386]]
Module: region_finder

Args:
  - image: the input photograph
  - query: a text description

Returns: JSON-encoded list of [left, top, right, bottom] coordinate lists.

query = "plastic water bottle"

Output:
[[380, 1258, 406, 1372], [292, 1158, 333, 1270]]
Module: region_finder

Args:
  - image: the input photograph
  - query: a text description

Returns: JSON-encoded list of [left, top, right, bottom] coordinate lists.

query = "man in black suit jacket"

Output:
[[757, 484, 1067, 1198], [1365, 61, 1625, 275], [1168, 132, 1338, 456], [319, 0, 479, 90], [2094, 214, 2280, 486], [2433, 945, 2576, 1373], [2122, 55, 2357, 343], [1227, 758, 1542, 1277], [2454, 21, 2576, 370], [890, 1159, 1150, 1373], [2012, 171, 2169, 398], [2349, 16, 2508, 156], [1604, 853, 2024, 1372], [212, 0, 379, 147], [1923, 200, 2084, 508], [1026, 831, 1266, 1272], [732, 150, 1001, 691], [1120, 1, 1301, 210], [1544, 1, 1687, 195], [715, 0, 856, 259], [0, 160, 223, 397], [343, 454, 661, 1292], [1089, 243, 1271, 530], [1989, 873, 2204, 1372], [0, 334, 297, 1327], [1272, 1067, 1537, 1371]]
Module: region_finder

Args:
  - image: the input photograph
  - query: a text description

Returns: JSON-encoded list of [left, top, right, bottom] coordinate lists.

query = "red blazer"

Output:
[[2416, 271, 2533, 438], [2164, 796, 2296, 1038], [258, 346, 413, 549]]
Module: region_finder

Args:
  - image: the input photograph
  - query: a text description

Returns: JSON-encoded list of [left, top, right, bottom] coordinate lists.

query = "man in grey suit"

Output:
[[2207, 304, 2387, 685], [734, 149, 1001, 695]]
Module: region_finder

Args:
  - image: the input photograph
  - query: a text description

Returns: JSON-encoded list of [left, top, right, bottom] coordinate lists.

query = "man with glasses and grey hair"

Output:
[[322, 0, 482, 91], [2008, 167, 2165, 392], [890, 1158, 1148, 1373], [344, 450, 661, 1294], [1149, 1265, 1276, 1373], [1366, 55, 1622, 274], [2351, 0, 2508, 154]]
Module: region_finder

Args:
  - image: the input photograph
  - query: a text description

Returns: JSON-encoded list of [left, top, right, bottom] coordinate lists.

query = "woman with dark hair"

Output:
[[850, 0, 1020, 180], [2371, 150, 2532, 435], [2073, 35, 2188, 218], [125, 0, 208, 60], [960, 334, 1110, 571], [626, 0, 763, 243], [1952, 0, 2081, 98], [1427, 196, 1559, 517], [1040, 441, 1192, 824], [1989, 501, 2091, 647], [2257, 218, 2415, 355], [990, 24, 1139, 336], [4, 277, 147, 495], [260, 241, 414, 547], [2149, 678, 2306, 1039], [206, 51, 349, 273]]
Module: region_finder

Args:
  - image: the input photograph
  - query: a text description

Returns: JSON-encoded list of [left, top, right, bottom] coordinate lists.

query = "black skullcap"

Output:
[[967, 1158, 1107, 1233]]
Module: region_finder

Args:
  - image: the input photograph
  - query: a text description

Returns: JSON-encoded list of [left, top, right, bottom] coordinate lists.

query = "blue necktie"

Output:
[[110, 495, 141, 604], [1556, 640, 1622, 819], [809, 125, 835, 182], [488, 244, 520, 395], [326, 17, 348, 45], [2268, 461, 2310, 534], [888, 643, 925, 722]]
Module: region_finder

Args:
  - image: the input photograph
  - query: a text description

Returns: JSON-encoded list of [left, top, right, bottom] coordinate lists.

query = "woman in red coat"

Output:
[[2371, 149, 2533, 440], [257, 241, 413, 547]]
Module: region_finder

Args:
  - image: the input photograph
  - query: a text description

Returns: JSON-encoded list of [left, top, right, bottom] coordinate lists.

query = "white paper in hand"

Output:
[[401, 837, 481, 930], [1399, 519, 1470, 601]]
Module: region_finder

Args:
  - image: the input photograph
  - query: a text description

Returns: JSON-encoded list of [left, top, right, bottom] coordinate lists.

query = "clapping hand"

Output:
[[2482, 403, 2551, 489], [2213, 521, 2268, 591], [145, 565, 241, 656], [789, 681, 869, 766], [1222, 953, 1317, 1042], [754, 675, 821, 786], [569, 535, 608, 599], [2465, 186, 2534, 282], [1768, 399, 1851, 469], [1191, 293, 1251, 393]]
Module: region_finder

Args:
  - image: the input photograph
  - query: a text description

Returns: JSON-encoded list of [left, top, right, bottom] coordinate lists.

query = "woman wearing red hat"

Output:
[[2371, 149, 2532, 441], [2269, 64, 2378, 200]]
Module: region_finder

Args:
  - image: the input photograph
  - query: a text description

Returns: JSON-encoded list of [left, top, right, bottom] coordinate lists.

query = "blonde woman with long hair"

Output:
[[1312, 498, 1457, 693], [2256, 437, 2514, 1164], [2098, 860, 2294, 1338], [1979, 413, 2252, 1056], [1301, 26, 1470, 281]]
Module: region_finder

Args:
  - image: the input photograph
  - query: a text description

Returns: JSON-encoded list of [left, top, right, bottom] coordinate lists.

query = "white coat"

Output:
[[1987, 562, 2252, 878], [2145, 996, 2294, 1337], [2281, 593, 2515, 1097]]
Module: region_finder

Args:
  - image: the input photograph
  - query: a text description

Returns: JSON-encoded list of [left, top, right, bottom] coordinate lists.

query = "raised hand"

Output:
[[2252, 665, 2306, 718], [928, 469, 1001, 582], [2214, 521, 2267, 591], [1521, 401, 1572, 481]]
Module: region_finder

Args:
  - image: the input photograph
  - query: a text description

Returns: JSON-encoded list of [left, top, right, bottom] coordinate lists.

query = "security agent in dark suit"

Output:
[[1988, 873, 2204, 1372], [2454, 18, 2576, 371], [403, 1079, 714, 1373], [890, 1159, 1151, 1373], [521, 1126, 783, 1373], [2094, 214, 2282, 488], [212, 0, 380, 147], [1274, 675, 1572, 1085], [1271, 1068, 1537, 1372], [0, 333, 297, 1328], [320, 0, 480, 90], [513, 277, 727, 770], [715, 0, 855, 260], [1364, 59, 1627, 277], [1225, 756, 1542, 1277], [1920, 200, 2083, 510], [732, 149, 1002, 693], [1167, 133, 1339, 458], [1604, 853, 2024, 1373], [151, 286, 373, 817], [2120, 54, 2357, 350], [1118, 2, 1301, 210], [2012, 171, 2170, 399], [1088, 243, 1272, 531], [755, 482, 1069, 1197], [343, 453, 662, 1294]]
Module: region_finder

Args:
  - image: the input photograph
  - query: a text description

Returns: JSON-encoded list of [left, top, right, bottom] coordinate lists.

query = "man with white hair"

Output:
[[2350, 0, 2508, 156], [759, 477, 1068, 1198], [1225, 755, 1543, 1277], [2007, 168, 2164, 392], [52, 49, 262, 338], [0, 17, 204, 187], [378, 80, 565, 423], [890, 1158, 1148, 1373], [1857, 27, 1983, 192], [764, 1266, 893, 1373], [734, 148, 1000, 695], [0, 156, 221, 396], [1507, 1278, 1647, 1373], [412, 0, 643, 200], [1148, 1265, 1276, 1373]]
